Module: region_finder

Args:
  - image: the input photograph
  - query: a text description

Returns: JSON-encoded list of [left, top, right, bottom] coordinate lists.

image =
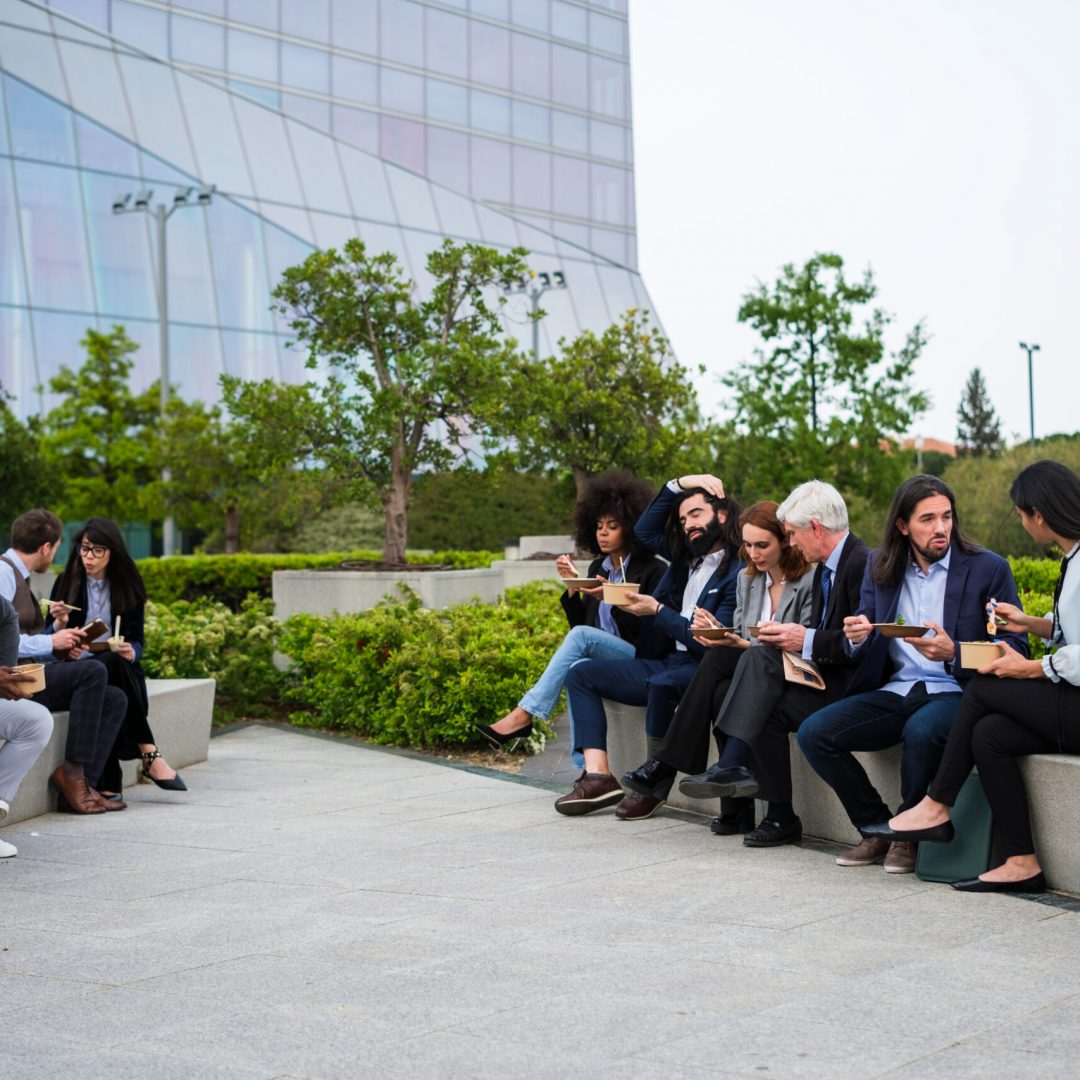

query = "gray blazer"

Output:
[[730, 565, 816, 639]]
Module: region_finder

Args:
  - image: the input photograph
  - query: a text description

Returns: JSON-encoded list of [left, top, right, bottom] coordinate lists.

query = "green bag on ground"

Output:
[[915, 771, 994, 883]]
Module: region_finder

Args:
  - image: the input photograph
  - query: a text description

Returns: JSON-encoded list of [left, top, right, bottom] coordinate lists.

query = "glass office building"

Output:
[[0, 0, 653, 418]]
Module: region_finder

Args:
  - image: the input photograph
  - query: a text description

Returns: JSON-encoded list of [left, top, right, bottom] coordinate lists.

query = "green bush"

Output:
[[143, 596, 283, 721], [278, 581, 569, 751], [137, 549, 501, 608]]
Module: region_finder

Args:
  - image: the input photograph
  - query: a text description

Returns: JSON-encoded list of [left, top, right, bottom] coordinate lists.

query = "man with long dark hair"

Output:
[[796, 475, 1027, 872], [555, 474, 744, 817], [0, 509, 126, 814]]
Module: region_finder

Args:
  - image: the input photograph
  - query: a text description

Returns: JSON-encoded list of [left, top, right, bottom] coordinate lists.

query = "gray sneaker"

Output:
[[554, 771, 625, 816], [835, 835, 890, 866]]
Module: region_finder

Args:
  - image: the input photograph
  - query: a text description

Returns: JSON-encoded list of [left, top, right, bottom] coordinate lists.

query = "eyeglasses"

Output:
[[79, 544, 108, 558]]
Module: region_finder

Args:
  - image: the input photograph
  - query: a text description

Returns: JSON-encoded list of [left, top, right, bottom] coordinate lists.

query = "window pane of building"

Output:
[[470, 90, 510, 135], [589, 55, 627, 118], [380, 68, 423, 115], [551, 44, 587, 109], [281, 0, 330, 43], [379, 115, 425, 173], [119, 55, 201, 177], [176, 75, 253, 195], [590, 118, 625, 162], [74, 115, 140, 176], [50, 0, 107, 27], [0, 160, 28, 305], [511, 33, 550, 99], [471, 0, 508, 19], [6, 77, 76, 165], [233, 98, 304, 204], [163, 202, 218, 323], [590, 162, 626, 225], [281, 43, 329, 93], [425, 9, 468, 79], [171, 14, 225, 68], [333, 105, 379, 152], [589, 11, 626, 54], [209, 200, 271, 330], [227, 28, 278, 81], [227, 0, 277, 31], [34, 310, 103, 411], [379, 0, 423, 67], [170, 323, 226, 403], [425, 79, 468, 125], [512, 145, 550, 212], [551, 154, 587, 218], [331, 0, 377, 50], [222, 329, 280, 380], [551, 1, 587, 44], [470, 136, 510, 203], [283, 92, 330, 130], [0, 307, 38, 417], [174, 0, 225, 15], [287, 119, 350, 213], [331, 55, 377, 105], [111, 1, 168, 56], [512, 100, 549, 143], [470, 22, 510, 89], [228, 79, 281, 109], [387, 169, 439, 233], [427, 127, 469, 191], [551, 109, 587, 153], [431, 186, 478, 237], [510, 0, 547, 32]]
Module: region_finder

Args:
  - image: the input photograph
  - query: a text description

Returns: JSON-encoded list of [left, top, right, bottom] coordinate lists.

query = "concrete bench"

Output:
[[4, 677, 216, 825], [603, 700, 1080, 895]]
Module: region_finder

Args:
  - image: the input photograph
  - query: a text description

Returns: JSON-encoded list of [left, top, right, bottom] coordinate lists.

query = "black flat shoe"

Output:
[[141, 751, 188, 791], [951, 872, 1046, 893], [860, 820, 954, 844], [709, 800, 756, 835], [472, 721, 532, 751], [621, 758, 677, 797], [680, 764, 759, 800], [743, 817, 802, 848]]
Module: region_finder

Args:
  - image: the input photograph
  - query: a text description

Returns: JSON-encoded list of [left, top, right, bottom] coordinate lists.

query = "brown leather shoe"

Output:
[[554, 771, 624, 816], [90, 789, 127, 811], [50, 767, 106, 814], [835, 835, 889, 866], [615, 792, 665, 821], [884, 840, 917, 874]]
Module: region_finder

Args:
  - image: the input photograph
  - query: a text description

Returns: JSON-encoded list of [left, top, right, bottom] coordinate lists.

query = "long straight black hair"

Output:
[[1010, 460, 1080, 543], [872, 475, 979, 587], [54, 517, 148, 615]]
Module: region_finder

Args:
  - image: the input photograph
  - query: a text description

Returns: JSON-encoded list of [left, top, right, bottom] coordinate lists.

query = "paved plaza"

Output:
[[2, 724, 1080, 1079]]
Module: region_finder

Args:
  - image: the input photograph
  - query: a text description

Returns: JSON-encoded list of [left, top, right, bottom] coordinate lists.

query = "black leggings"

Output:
[[928, 674, 1080, 858]]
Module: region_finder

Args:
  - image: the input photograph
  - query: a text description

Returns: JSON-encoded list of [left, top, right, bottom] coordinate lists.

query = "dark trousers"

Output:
[[796, 683, 962, 828], [93, 652, 153, 793], [567, 652, 699, 754], [31, 660, 127, 785], [655, 646, 743, 774], [929, 674, 1080, 858]]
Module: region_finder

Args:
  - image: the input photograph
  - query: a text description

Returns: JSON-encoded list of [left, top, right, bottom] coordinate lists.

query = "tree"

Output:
[[0, 398, 50, 533], [493, 309, 704, 495], [723, 252, 929, 509], [956, 367, 1003, 458], [38, 325, 159, 522], [223, 238, 529, 563]]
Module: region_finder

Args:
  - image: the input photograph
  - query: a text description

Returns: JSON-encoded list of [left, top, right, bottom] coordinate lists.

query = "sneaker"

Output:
[[883, 841, 917, 874], [615, 792, 665, 821], [835, 835, 890, 867], [554, 772, 625, 816], [0, 836, 17, 858], [0, 798, 8, 822]]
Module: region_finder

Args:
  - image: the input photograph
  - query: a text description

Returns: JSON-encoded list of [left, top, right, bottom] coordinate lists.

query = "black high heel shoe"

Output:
[[472, 721, 533, 751], [142, 750, 188, 791]]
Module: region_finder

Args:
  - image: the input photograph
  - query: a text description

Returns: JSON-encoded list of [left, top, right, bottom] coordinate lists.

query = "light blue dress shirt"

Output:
[[596, 553, 628, 638]]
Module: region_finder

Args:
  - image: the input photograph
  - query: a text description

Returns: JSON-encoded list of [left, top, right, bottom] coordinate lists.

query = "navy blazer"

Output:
[[632, 484, 743, 661], [846, 543, 1028, 697]]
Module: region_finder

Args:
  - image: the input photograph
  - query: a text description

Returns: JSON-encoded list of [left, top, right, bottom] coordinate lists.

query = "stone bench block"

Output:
[[4, 677, 215, 825]]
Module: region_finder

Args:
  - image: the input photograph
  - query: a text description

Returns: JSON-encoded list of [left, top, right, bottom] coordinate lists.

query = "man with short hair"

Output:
[[0, 509, 127, 814], [797, 475, 1027, 873], [554, 474, 744, 817], [0, 595, 53, 856], [624, 480, 871, 842]]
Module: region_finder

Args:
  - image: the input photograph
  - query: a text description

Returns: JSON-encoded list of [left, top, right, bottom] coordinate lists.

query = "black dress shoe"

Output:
[[950, 872, 1046, 893], [680, 764, 759, 800], [472, 721, 532, 751], [743, 817, 802, 847], [621, 758, 677, 797], [860, 819, 955, 844], [709, 801, 756, 835]]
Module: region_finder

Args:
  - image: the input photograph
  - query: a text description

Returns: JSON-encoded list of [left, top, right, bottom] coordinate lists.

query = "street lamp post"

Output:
[[503, 270, 568, 361], [113, 185, 215, 556], [1018, 341, 1041, 450]]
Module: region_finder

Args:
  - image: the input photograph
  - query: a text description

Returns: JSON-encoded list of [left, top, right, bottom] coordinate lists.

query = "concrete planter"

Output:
[[489, 559, 563, 589]]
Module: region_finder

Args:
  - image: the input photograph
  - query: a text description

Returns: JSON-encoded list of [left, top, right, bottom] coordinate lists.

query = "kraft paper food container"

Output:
[[107, 635, 125, 653], [959, 641, 1006, 668], [602, 581, 639, 606], [13, 662, 45, 694]]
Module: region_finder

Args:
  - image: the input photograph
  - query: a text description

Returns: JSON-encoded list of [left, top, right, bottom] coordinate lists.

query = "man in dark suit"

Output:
[[554, 475, 744, 817], [628, 480, 871, 842], [797, 475, 1027, 873]]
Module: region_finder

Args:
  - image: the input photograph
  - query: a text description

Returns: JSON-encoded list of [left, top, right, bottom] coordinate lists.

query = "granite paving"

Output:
[[2, 724, 1079, 1079]]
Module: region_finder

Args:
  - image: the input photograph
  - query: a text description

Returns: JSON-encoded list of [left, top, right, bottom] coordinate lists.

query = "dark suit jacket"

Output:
[[809, 532, 872, 676], [559, 552, 666, 649], [846, 543, 1028, 698], [50, 578, 146, 663], [632, 484, 743, 661]]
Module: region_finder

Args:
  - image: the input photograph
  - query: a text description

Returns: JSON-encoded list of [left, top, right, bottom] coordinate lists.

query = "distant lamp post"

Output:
[[914, 435, 924, 472], [1018, 341, 1041, 449], [113, 184, 215, 556], [503, 270, 567, 361]]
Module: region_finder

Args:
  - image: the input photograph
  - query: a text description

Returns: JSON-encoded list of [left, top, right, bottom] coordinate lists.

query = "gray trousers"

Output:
[[0, 697, 53, 804]]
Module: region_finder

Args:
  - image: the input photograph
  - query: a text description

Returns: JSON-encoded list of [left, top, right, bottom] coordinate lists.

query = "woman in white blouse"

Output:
[[887, 460, 1080, 893]]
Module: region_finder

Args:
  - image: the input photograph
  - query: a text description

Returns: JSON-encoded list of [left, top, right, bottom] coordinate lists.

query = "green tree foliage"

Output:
[[956, 367, 1003, 458], [0, 399, 50, 535], [494, 309, 703, 495], [946, 435, 1080, 556], [224, 238, 529, 563], [723, 253, 929, 510], [38, 325, 159, 521]]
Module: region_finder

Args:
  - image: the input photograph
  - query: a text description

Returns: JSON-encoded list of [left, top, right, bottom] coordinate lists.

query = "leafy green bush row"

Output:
[[136, 549, 501, 608], [278, 581, 568, 750]]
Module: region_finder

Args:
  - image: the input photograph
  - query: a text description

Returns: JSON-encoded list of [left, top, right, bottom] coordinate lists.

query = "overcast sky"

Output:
[[628, 0, 1078, 447]]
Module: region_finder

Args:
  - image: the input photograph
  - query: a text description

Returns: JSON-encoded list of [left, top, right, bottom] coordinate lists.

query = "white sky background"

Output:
[[627, 0, 1079, 446]]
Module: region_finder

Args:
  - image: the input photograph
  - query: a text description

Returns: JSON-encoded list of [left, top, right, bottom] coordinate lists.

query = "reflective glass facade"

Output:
[[0, 0, 652, 418]]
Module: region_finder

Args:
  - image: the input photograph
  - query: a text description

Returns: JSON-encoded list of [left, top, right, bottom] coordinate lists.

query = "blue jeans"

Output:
[[519, 625, 635, 768], [796, 684, 962, 828]]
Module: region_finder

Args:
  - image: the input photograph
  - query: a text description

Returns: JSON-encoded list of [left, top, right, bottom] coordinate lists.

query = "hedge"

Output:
[[136, 549, 501, 608]]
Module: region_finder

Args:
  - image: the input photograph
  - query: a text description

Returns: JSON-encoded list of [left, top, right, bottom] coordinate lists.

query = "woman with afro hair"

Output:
[[475, 470, 666, 761]]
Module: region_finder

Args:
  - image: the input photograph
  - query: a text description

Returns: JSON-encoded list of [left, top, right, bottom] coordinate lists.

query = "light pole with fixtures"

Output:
[[1018, 341, 1041, 449], [113, 184, 215, 556], [502, 270, 567, 362]]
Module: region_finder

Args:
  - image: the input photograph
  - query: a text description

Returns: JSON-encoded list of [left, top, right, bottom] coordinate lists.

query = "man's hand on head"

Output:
[[677, 475, 725, 499]]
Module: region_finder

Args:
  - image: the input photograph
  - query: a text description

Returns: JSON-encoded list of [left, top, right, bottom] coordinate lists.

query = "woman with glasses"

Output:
[[50, 518, 186, 799]]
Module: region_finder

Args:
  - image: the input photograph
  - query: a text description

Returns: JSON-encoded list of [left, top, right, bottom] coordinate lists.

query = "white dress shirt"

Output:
[[1044, 543, 1080, 686]]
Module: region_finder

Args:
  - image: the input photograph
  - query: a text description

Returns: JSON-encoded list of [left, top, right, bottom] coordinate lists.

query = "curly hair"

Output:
[[572, 470, 656, 555], [739, 501, 811, 579]]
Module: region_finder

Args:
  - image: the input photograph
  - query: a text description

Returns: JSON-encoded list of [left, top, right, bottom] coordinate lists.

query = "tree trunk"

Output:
[[224, 506, 241, 554], [572, 467, 591, 499], [382, 465, 411, 565]]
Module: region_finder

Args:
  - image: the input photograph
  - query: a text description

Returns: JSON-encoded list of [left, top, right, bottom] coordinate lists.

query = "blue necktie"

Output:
[[818, 566, 833, 629]]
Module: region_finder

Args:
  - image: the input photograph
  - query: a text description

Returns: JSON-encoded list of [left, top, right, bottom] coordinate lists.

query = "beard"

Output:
[[911, 535, 950, 565], [687, 514, 723, 557]]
